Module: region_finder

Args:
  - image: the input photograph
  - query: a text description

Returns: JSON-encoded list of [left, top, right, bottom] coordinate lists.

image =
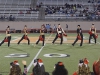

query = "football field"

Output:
[[0, 33, 100, 75]]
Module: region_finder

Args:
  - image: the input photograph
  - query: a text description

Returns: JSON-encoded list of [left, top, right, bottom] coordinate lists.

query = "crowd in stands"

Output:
[[19, 7, 39, 15], [44, 0, 100, 21], [8, 58, 100, 75], [0, 15, 15, 21], [1, 0, 100, 21]]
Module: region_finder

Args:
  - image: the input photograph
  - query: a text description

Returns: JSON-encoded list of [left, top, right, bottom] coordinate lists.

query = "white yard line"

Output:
[[97, 41, 100, 44], [84, 36, 100, 44], [0, 36, 21, 43], [84, 36, 94, 43], [27, 34, 52, 72], [11, 38, 20, 42], [11, 34, 22, 42]]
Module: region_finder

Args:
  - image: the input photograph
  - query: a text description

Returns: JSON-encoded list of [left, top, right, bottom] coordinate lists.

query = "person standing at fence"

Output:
[[66, 24, 68, 33], [72, 25, 83, 46], [17, 25, 30, 45], [52, 24, 66, 45], [89, 24, 97, 44], [46, 24, 50, 33], [35, 25, 45, 46], [53, 24, 57, 31], [0, 26, 11, 47]]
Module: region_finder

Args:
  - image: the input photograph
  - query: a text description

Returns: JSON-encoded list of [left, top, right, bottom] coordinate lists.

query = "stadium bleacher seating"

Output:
[[0, 0, 39, 21], [0, 0, 100, 21]]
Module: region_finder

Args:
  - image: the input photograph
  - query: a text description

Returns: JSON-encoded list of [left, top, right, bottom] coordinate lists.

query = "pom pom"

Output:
[[77, 35, 81, 40], [39, 36, 43, 41]]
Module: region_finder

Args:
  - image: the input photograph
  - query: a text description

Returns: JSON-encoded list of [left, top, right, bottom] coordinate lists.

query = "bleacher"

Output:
[[38, 0, 97, 20], [0, 0, 39, 21], [0, 0, 99, 21]]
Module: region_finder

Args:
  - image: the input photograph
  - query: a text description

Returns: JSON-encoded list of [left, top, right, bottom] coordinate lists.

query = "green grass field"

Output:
[[0, 33, 100, 75]]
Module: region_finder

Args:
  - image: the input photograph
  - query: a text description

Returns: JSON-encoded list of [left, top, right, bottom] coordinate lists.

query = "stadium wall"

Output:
[[0, 21, 100, 33]]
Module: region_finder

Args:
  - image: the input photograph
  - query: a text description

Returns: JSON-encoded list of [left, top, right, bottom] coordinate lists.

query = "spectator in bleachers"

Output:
[[97, 10, 100, 15], [33, 7, 37, 11], [0, 15, 4, 20], [38, 2, 43, 8], [4, 15, 8, 20], [88, 0, 91, 3], [79, 10, 83, 17], [86, 12, 94, 20], [30, 7, 32, 11], [52, 62, 68, 75], [9, 15, 15, 21], [19, 11, 23, 14], [26, 11, 31, 14], [53, 24, 57, 31]]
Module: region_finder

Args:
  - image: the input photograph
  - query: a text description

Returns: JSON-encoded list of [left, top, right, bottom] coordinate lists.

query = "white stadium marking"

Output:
[[84, 36, 100, 44], [5, 53, 29, 58], [44, 53, 68, 57]]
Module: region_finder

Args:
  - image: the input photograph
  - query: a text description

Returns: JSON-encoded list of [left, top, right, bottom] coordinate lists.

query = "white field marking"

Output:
[[83, 37, 85, 39], [97, 42, 100, 44], [27, 34, 52, 72], [11, 38, 21, 42], [87, 36, 100, 44], [84, 36, 94, 43], [11, 34, 22, 42], [90, 39, 100, 44], [0, 37, 20, 43], [13, 37, 20, 38]]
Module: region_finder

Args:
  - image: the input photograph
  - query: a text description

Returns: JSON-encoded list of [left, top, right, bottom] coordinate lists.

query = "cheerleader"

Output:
[[0, 26, 11, 47], [52, 24, 66, 45], [89, 24, 96, 44], [72, 25, 83, 46], [36, 25, 45, 46], [17, 25, 30, 45]]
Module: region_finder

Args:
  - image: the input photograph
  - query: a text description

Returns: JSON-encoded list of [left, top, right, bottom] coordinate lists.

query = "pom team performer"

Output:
[[35, 25, 45, 46], [89, 24, 96, 44], [52, 24, 66, 45], [72, 25, 83, 46], [17, 25, 30, 45], [0, 26, 11, 47]]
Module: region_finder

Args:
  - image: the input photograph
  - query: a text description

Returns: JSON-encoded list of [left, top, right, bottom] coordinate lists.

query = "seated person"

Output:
[[9, 60, 27, 75], [52, 62, 68, 75]]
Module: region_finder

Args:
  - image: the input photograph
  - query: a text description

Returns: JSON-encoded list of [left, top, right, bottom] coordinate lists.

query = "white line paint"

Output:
[[11, 34, 22, 42], [27, 34, 52, 72], [11, 38, 20, 42], [84, 36, 95, 43], [84, 36, 100, 44], [97, 41, 100, 44]]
